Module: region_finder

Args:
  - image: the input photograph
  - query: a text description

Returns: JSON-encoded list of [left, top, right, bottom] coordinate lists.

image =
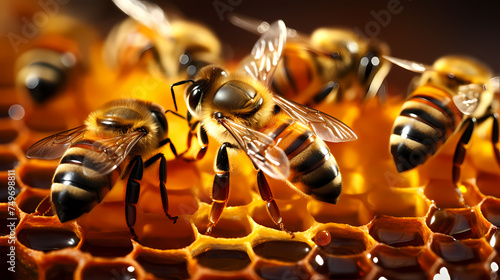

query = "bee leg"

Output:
[[34, 195, 52, 216], [256, 170, 295, 238], [310, 81, 339, 105], [124, 155, 144, 241], [159, 138, 178, 157], [206, 143, 231, 235], [490, 113, 500, 165], [145, 153, 179, 223], [452, 118, 475, 190], [182, 116, 208, 161]]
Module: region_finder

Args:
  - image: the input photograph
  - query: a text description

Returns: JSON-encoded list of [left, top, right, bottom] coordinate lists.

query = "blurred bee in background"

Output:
[[388, 55, 499, 188], [104, 0, 222, 79], [26, 98, 182, 241], [171, 20, 357, 235], [14, 16, 98, 129], [229, 14, 391, 106]]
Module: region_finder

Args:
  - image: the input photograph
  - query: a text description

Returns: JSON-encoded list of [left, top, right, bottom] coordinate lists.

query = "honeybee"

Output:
[[15, 16, 96, 104], [387, 55, 499, 187], [171, 20, 357, 235], [104, 0, 221, 79], [229, 14, 391, 105], [26, 99, 182, 241]]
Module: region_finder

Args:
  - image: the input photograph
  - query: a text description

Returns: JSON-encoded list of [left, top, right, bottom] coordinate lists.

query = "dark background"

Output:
[[6, 0, 500, 94]]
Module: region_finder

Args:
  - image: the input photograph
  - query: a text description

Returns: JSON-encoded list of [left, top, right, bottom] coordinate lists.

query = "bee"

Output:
[[229, 14, 391, 106], [104, 0, 222, 79], [387, 55, 499, 187], [15, 16, 96, 104], [26, 99, 182, 241], [171, 20, 357, 235]]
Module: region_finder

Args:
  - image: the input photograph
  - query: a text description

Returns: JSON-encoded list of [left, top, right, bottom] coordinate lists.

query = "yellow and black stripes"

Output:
[[51, 139, 120, 222], [390, 85, 463, 172], [264, 116, 341, 204]]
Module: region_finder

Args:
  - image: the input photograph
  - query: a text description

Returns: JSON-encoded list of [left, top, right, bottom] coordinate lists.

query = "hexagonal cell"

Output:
[[81, 262, 140, 280], [368, 216, 429, 247], [308, 247, 373, 279], [369, 244, 437, 280], [0, 174, 20, 203], [45, 259, 78, 280], [18, 162, 56, 189], [17, 227, 80, 252], [426, 206, 490, 239], [252, 240, 311, 263], [136, 212, 196, 250], [480, 197, 500, 227], [430, 264, 492, 280], [80, 231, 133, 258], [195, 207, 253, 238], [430, 234, 493, 265], [0, 151, 19, 171], [0, 127, 19, 144], [251, 198, 314, 233], [16, 188, 52, 215], [254, 260, 311, 280], [367, 186, 430, 217], [486, 228, 500, 253], [195, 249, 251, 271], [136, 252, 190, 280], [308, 196, 373, 226], [313, 225, 376, 256]]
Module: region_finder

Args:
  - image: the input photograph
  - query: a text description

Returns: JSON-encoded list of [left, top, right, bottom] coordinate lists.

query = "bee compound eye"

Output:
[[186, 80, 207, 116]]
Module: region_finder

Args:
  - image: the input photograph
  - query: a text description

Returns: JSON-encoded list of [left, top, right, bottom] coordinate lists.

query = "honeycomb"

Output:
[[3, 1, 500, 280]]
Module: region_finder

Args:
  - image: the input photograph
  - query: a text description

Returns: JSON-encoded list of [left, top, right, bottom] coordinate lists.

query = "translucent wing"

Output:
[[219, 118, 290, 180], [26, 125, 87, 160], [241, 19, 287, 87], [228, 13, 305, 41], [273, 94, 357, 142], [453, 84, 483, 115], [383, 55, 432, 73], [112, 0, 172, 38], [82, 131, 146, 177]]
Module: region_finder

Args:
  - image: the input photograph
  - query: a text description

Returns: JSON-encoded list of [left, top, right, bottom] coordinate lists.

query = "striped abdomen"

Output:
[[51, 139, 121, 222], [271, 46, 318, 105], [390, 85, 463, 172], [262, 117, 341, 204]]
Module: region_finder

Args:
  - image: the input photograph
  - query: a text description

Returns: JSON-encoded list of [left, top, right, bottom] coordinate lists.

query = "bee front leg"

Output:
[[490, 113, 500, 165], [183, 112, 208, 161], [145, 153, 178, 223], [256, 170, 294, 237], [452, 118, 475, 190], [124, 155, 143, 241], [206, 143, 230, 235], [310, 81, 339, 105]]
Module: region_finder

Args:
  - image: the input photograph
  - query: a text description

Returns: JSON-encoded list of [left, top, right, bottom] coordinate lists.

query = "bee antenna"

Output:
[[170, 79, 194, 112], [164, 110, 186, 120]]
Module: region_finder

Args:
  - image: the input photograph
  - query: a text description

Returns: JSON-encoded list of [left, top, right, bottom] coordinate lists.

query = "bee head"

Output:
[[184, 66, 228, 118]]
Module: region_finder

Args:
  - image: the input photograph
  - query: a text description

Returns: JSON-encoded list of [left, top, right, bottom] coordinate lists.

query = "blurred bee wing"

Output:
[[383, 56, 432, 73], [241, 19, 287, 87], [228, 13, 307, 41], [453, 84, 484, 115], [273, 95, 357, 142], [112, 0, 172, 38], [82, 131, 146, 177], [26, 125, 87, 160], [219, 118, 290, 180]]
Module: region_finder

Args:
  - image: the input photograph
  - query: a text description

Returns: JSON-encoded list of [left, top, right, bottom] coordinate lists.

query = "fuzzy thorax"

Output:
[[199, 74, 276, 148]]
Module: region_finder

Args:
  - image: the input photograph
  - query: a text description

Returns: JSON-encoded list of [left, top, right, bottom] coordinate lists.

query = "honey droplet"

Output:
[[314, 230, 332, 247]]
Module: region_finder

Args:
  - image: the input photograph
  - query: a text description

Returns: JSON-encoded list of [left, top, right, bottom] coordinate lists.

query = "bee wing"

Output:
[[228, 13, 306, 41], [273, 94, 357, 142], [111, 0, 172, 38], [453, 84, 484, 115], [26, 125, 87, 160], [241, 19, 287, 87], [383, 56, 433, 73], [219, 118, 290, 180], [82, 130, 146, 177]]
